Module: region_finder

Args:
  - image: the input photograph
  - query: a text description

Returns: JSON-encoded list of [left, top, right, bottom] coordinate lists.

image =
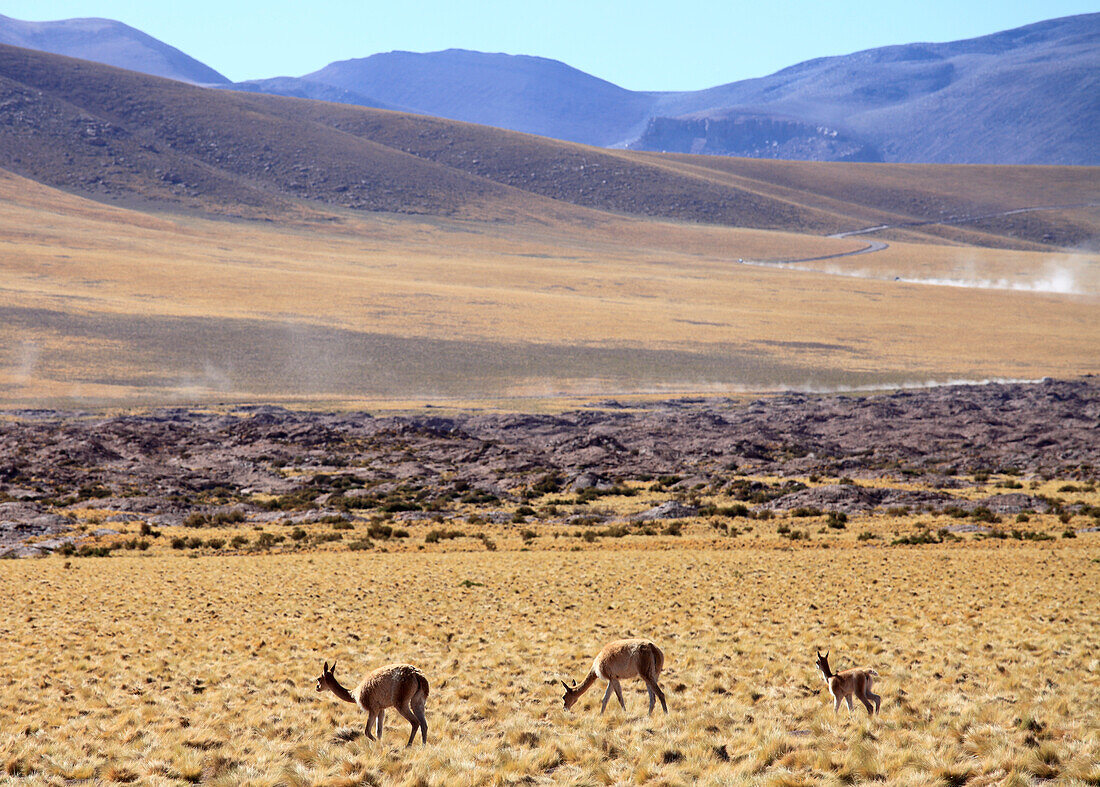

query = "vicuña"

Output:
[[562, 638, 668, 715], [815, 650, 880, 716], [316, 660, 430, 745]]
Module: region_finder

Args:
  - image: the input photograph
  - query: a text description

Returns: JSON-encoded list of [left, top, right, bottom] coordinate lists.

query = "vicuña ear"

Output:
[[331, 661, 337, 674], [323, 661, 329, 673], [561, 681, 570, 691]]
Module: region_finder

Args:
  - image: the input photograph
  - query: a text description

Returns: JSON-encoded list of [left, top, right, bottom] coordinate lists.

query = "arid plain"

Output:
[[1, 42, 1100, 787], [0, 168, 1097, 408]]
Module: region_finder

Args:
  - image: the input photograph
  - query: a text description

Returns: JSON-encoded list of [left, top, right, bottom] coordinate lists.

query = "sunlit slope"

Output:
[[0, 173, 1096, 407], [0, 43, 1095, 249]]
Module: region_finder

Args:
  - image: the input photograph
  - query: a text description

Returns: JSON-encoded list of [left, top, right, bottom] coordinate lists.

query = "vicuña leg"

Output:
[[600, 682, 614, 713], [395, 703, 420, 747], [643, 675, 667, 714], [611, 679, 626, 710], [376, 709, 384, 739], [411, 695, 428, 744]]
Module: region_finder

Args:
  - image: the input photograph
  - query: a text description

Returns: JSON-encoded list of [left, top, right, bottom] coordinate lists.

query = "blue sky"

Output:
[[4, 1, 1094, 89]]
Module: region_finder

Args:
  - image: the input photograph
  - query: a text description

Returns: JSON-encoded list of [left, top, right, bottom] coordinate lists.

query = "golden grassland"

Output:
[[1, 521, 1098, 785], [0, 171, 1098, 408]]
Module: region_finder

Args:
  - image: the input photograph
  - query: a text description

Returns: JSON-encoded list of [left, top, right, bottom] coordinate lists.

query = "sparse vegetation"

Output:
[[1, 544, 1093, 783]]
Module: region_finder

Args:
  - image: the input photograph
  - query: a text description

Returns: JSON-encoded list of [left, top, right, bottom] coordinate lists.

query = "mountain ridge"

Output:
[[0, 13, 229, 85], [5, 11, 1095, 163], [1, 42, 1096, 253]]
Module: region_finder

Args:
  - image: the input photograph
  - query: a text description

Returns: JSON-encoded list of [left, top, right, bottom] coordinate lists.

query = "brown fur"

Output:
[[562, 638, 668, 715], [316, 661, 429, 745], [816, 651, 880, 716]]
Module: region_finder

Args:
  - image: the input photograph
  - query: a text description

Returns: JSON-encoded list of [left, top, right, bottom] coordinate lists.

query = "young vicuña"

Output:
[[316, 660, 430, 745], [815, 650, 881, 716], [562, 638, 668, 715]]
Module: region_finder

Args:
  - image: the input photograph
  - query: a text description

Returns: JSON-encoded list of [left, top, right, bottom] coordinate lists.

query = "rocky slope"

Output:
[[2, 378, 1096, 552]]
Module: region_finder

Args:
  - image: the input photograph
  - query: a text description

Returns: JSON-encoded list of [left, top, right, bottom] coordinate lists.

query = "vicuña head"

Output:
[[562, 638, 667, 716], [316, 659, 430, 746], [316, 660, 340, 693], [815, 649, 881, 717]]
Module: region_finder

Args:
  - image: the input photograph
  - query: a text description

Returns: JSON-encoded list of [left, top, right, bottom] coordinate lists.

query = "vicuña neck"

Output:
[[572, 670, 598, 697], [327, 679, 356, 704]]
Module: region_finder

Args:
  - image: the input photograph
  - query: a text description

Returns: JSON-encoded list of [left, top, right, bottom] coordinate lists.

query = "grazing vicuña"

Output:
[[316, 660, 430, 745], [563, 638, 668, 715]]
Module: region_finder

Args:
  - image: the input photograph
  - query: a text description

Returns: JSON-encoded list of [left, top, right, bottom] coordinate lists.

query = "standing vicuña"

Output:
[[316, 661, 429, 745], [562, 638, 667, 715], [815, 650, 880, 716]]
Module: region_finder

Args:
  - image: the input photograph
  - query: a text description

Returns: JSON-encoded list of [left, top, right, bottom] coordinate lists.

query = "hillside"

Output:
[[0, 13, 228, 85], [244, 15, 1098, 165], [305, 49, 655, 147], [4, 12, 1096, 164], [0, 43, 1096, 251], [639, 13, 1100, 165]]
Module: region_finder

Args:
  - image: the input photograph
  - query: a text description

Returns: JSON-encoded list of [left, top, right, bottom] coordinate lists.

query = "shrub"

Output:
[[170, 537, 186, 549], [210, 510, 245, 525], [858, 531, 877, 541], [347, 539, 372, 551], [230, 535, 249, 548], [425, 528, 464, 544], [530, 472, 563, 496], [663, 521, 683, 536], [971, 507, 1000, 524], [826, 511, 848, 529], [368, 524, 393, 540], [183, 513, 207, 528], [290, 527, 307, 541], [205, 538, 225, 549], [892, 530, 945, 546], [255, 532, 282, 548], [1062, 529, 1077, 539]]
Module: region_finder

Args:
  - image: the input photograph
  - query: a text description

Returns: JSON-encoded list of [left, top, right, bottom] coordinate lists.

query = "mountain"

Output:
[[1, 43, 1096, 252], [0, 13, 229, 85], [4, 12, 1096, 163], [230, 76, 400, 110], [638, 13, 1100, 165], [245, 14, 1097, 164], [304, 49, 656, 148]]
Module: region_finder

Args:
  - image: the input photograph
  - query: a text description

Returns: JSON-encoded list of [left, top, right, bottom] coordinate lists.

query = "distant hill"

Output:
[[638, 13, 1100, 165], [0, 43, 1095, 250], [305, 49, 656, 147], [0, 13, 229, 85], [4, 12, 1096, 163], [229, 76, 400, 110], [246, 14, 1098, 164]]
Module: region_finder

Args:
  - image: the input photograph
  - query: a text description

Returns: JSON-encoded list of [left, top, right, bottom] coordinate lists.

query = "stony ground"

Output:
[[1, 377, 1097, 555]]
